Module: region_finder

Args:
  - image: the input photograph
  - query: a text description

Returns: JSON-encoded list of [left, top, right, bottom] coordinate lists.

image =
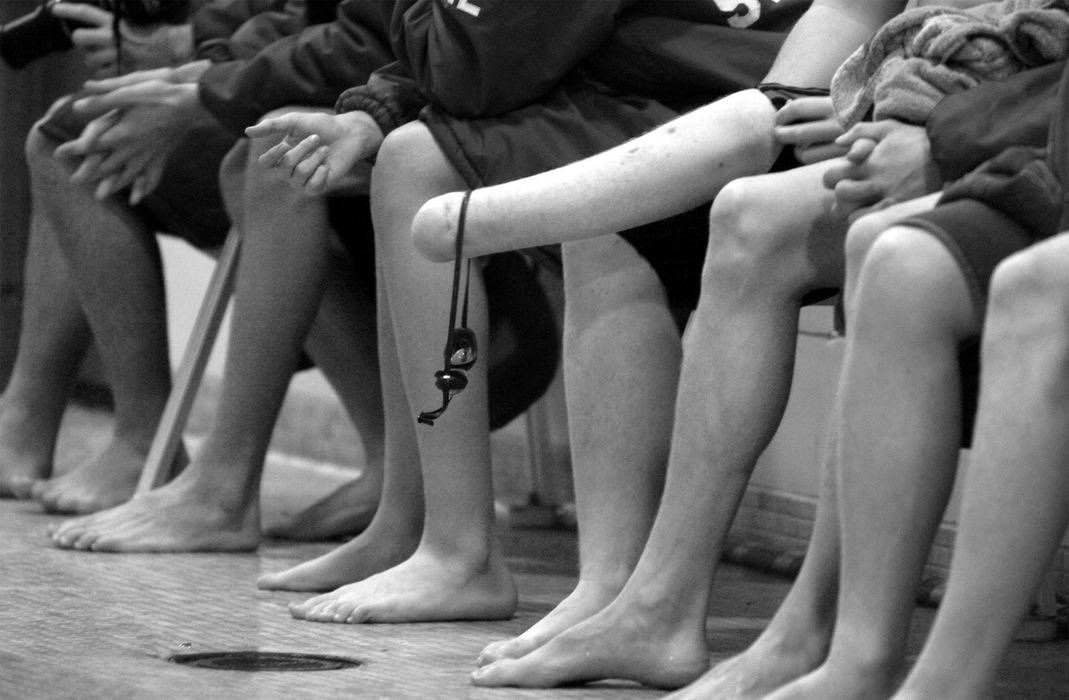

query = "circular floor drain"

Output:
[[167, 651, 362, 672]]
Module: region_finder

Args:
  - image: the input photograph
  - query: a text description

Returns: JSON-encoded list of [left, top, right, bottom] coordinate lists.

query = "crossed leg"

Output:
[[894, 232, 1069, 700]]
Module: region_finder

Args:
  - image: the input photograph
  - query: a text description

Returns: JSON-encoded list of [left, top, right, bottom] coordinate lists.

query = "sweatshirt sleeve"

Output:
[[336, 0, 628, 134], [197, 0, 392, 135], [191, 0, 293, 62]]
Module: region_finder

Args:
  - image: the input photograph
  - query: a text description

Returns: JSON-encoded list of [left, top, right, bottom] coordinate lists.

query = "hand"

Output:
[[52, 3, 195, 78], [822, 120, 941, 221], [245, 111, 384, 196], [54, 76, 211, 202], [77, 60, 211, 96], [772, 96, 848, 165]]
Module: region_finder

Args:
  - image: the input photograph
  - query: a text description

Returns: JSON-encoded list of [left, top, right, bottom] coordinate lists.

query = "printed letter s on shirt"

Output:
[[713, 0, 782, 28]]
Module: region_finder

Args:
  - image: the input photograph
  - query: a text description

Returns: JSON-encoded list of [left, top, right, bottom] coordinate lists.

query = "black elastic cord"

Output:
[[443, 190, 472, 367]]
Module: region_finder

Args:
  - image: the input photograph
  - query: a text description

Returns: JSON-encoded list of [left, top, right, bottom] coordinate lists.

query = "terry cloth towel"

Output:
[[832, 0, 1069, 127]]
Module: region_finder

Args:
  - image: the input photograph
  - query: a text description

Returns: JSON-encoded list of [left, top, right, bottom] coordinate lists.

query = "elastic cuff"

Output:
[[755, 82, 830, 109]]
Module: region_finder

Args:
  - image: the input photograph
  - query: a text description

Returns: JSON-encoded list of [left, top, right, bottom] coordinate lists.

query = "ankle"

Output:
[[823, 646, 901, 693], [896, 669, 992, 700]]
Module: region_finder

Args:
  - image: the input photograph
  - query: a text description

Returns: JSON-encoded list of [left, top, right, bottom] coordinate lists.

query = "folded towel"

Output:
[[832, 0, 1069, 126]]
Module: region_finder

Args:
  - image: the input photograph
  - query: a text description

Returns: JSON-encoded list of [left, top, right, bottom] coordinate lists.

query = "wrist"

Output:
[[337, 110, 384, 155]]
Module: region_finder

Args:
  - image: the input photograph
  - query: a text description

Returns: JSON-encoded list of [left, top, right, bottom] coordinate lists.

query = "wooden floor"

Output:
[[1, 405, 1065, 698]]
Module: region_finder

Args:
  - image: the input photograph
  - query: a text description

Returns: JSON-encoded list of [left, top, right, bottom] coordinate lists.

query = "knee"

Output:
[[217, 139, 249, 217], [702, 177, 799, 295], [374, 121, 453, 190], [853, 227, 973, 337], [845, 208, 900, 278], [24, 123, 69, 186], [987, 244, 1069, 369]]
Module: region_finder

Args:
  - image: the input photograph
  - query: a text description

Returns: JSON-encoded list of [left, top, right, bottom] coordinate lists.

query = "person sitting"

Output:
[[20, 0, 394, 540], [235, 0, 815, 613], [0, 0, 242, 505], [760, 57, 1069, 699], [391, 0, 1067, 690], [41, 0, 560, 557], [892, 229, 1069, 700]]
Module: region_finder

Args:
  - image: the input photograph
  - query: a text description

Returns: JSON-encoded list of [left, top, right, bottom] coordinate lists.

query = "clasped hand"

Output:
[[53, 61, 211, 204], [822, 120, 942, 221]]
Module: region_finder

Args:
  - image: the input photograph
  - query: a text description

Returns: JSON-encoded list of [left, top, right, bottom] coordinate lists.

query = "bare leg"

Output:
[[286, 122, 517, 622], [257, 257, 423, 591], [48, 121, 369, 551], [473, 161, 849, 689], [0, 135, 91, 497], [669, 420, 842, 700], [478, 234, 680, 664], [667, 195, 945, 699], [28, 127, 173, 515], [411, 90, 778, 262], [264, 239, 386, 541], [769, 226, 979, 699], [895, 233, 1069, 700]]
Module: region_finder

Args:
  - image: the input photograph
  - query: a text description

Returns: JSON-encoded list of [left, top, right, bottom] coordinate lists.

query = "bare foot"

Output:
[[31, 437, 149, 514], [0, 401, 56, 499], [763, 662, 897, 700], [257, 518, 419, 592], [288, 546, 517, 623], [265, 477, 379, 541], [470, 601, 709, 689], [477, 578, 621, 666], [48, 468, 259, 552], [665, 630, 830, 700]]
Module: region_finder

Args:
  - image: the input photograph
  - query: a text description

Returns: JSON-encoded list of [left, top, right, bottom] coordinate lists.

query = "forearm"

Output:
[[763, 0, 904, 88]]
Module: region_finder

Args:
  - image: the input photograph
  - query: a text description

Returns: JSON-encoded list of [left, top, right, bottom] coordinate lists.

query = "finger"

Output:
[[130, 158, 166, 205], [77, 148, 125, 187], [70, 152, 105, 184], [821, 159, 859, 190], [50, 2, 114, 28], [81, 67, 170, 95], [794, 142, 850, 165], [70, 25, 114, 51], [774, 120, 843, 146], [105, 150, 156, 201], [246, 116, 298, 139], [257, 140, 298, 169], [94, 176, 118, 201], [292, 144, 330, 186], [834, 120, 894, 146], [279, 135, 322, 174], [304, 165, 331, 196], [834, 179, 884, 206], [53, 110, 122, 160], [845, 138, 877, 164], [774, 96, 835, 125]]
